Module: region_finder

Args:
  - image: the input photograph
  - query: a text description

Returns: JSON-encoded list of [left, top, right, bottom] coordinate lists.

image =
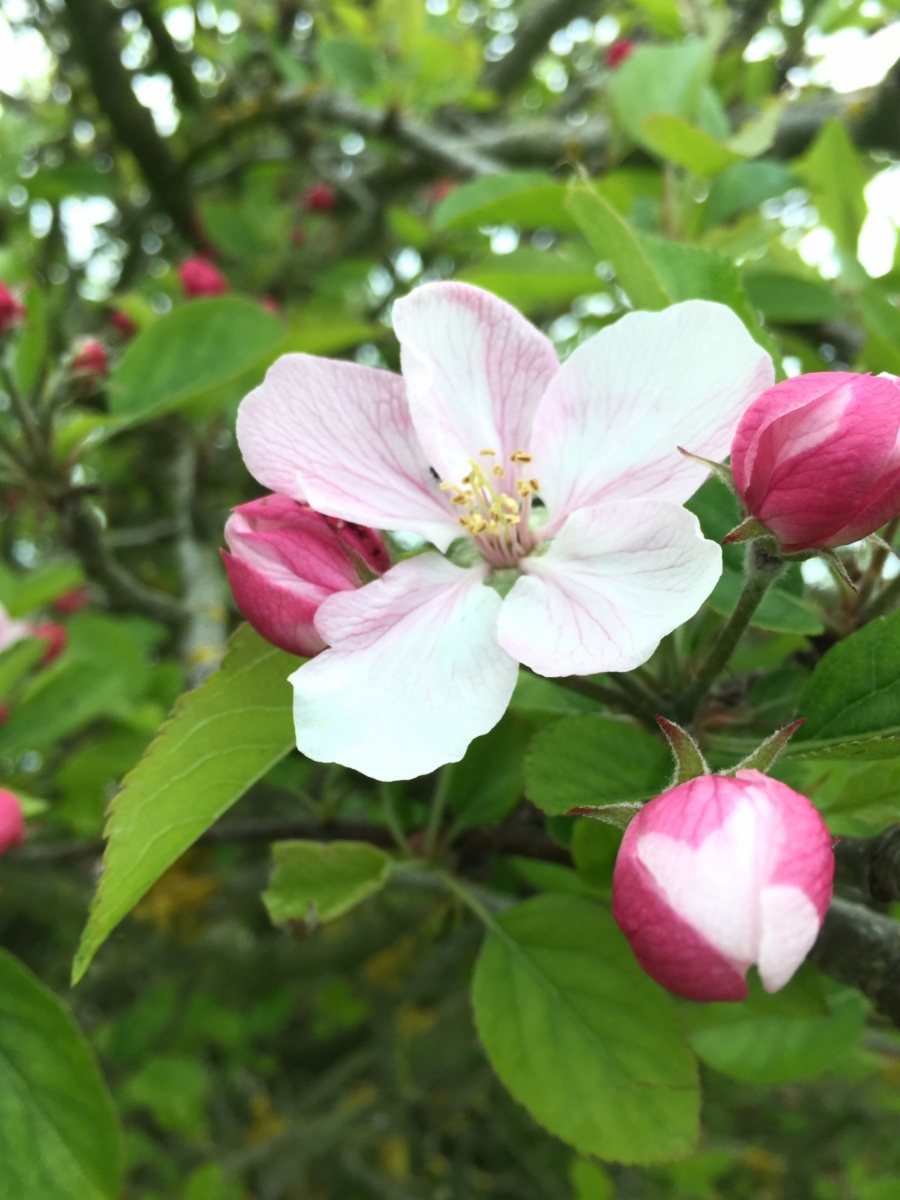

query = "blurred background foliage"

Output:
[[2, 0, 900, 1194]]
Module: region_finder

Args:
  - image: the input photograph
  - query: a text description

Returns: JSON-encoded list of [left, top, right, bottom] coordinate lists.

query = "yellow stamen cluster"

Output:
[[440, 448, 540, 540]]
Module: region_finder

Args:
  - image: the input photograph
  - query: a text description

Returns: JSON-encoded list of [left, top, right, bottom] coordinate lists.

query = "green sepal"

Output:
[[722, 719, 806, 776], [722, 516, 771, 545], [816, 548, 860, 594], [567, 803, 643, 830], [677, 447, 735, 494], [656, 715, 710, 785]]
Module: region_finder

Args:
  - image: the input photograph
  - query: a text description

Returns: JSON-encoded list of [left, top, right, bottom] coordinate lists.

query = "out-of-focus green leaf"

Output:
[[0, 637, 45, 702], [12, 285, 46, 395], [641, 114, 742, 175], [121, 1054, 210, 1140], [280, 302, 380, 356], [701, 159, 794, 229], [108, 297, 285, 423], [566, 179, 671, 310], [472, 895, 699, 1163], [571, 818, 623, 890], [708, 568, 824, 635], [743, 272, 848, 323], [795, 118, 867, 253], [816, 758, 900, 834], [457, 249, 599, 311], [525, 715, 671, 816], [687, 970, 867, 1083], [448, 714, 526, 832], [319, 39, 380, 88], [264, 841, 392, 924], [433, 172, 575, 232], [6, 562, 84, 617], [509, 670, 602, 718], [0, 946, 122, 1199], [72, 624, 297, 984], [859, 288, 900, 375], [570, 1157, 615, 1200], [791, 611, 900, 759], [608, 39, 715, 146]]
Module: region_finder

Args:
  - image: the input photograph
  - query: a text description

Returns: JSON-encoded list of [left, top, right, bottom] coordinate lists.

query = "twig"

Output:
[[481, 0, 605, 97], [811, 897, 900, 1028]]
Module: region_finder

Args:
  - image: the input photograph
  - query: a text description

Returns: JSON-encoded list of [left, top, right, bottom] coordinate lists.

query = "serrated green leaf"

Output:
[[790, 610, 900, 759], [566, 180, 671, 310], [264, 841, 392, 924], [525, 715, 671, 817], [0, 947, 122, 1199], [472, 894, 699, 1163], [687, 971, 866, 1084], [72, 624, 296, 983], [108, 297, 285, 423]]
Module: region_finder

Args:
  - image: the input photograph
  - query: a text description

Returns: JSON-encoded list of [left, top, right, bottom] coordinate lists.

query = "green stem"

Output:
[[433, 868, 511, 931], [860, 571, 900, 624], [678, 540, 785, 720], [379, 782, 411, 857], [423, 765, 452, 859]]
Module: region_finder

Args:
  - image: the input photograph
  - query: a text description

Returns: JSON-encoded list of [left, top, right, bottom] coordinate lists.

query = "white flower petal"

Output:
[[497, 500, 721, 676], [291, 554, 518, 781], [531, 300, 774, 531]]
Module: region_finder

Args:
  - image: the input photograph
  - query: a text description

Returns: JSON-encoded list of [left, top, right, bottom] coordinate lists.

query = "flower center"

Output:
[[440, 448, 540, 568]]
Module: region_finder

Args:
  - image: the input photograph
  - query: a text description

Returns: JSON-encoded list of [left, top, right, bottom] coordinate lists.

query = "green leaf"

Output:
[[0, 637, 46, 703], [743, 272, 848, 324], [859, 288, 900, 376], [701, 159, 794, 230], [707, 568, 824, 635], [790, 610, 900, 759], [608, 39, 715, 147], [571, 818, 623, 890], [12, 285, 46, 396], [7, 562, 84, 617], [640, 114, 742, 176], [472, 895, 699, 1163], [108, 297, 285, 423], [816, 757, 900, 834], [319, 38, 379, 89], [448, 714, 526, 832], [433, 172, 575, 232], [509, 670, 602, 718], [457, 249, 600, 312], [570, 1157, 614, 1200], [687, 970, 867, 1084], [566, 180, 671, 311], [0, 947, 122, 1199], [264, 841, 392, 924], [72, 624, 297, 984], [525, 715, 671, 817], [795, 118, 867, 253]]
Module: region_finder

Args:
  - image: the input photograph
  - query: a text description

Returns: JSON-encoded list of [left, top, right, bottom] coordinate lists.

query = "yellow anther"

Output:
[[511, 449, 532, 463], [492, 465, 505, 477], [450, 494, 469, 506], [500, 494, 519, 513], [530, 478, 540, 491], [516, 479, 532, 497], [480, 448, 497, 456]]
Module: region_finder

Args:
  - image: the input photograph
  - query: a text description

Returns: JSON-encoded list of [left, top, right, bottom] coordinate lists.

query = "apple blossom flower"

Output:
[[237, 282, 773, 780], [0, 604, 32, 653], [613, 770, 834, 1001], [731, 371, 900, 551], [0, 790, 24, 854], [179, 256, 228, 298], [222, 494, 389, 657], [0, 281, 25, 335]]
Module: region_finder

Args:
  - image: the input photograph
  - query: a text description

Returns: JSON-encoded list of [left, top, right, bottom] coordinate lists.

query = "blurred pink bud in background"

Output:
[[0, 790, 24, 854], [179, 255, 229, 297]]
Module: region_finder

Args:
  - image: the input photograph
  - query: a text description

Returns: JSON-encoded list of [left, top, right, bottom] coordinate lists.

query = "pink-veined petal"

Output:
[[496, 500, 721, 677], [236, 355, 459, 549], [290, 554, 518, 781], [392, 281, 559, 486], [531, 301, 774, 531]]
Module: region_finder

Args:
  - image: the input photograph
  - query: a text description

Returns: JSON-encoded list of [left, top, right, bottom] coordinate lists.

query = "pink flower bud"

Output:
[[33, 621, 67, 665], [52, 585, 91, 615], [0, 281, 25, 335], [605, 38, 636, 68], [731, 372, 900, 551], [109, 309, 137, 337], [222, 494, 389, 657], [0, 790, 24, 853], [302, 183, 336, 214], [70, 339, 109, 383], [179, 256, 228, 298], [612, 771, 834, 1002]]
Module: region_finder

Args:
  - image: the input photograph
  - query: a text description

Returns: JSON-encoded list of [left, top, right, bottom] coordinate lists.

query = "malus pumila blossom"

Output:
[[237, 283, 773, 780], [613, 771, 834, 1001], [732, 371, 900, 551], [0, 790, 24, 854], [222, 494, 389, 657], [179, 256, 228, 298]]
